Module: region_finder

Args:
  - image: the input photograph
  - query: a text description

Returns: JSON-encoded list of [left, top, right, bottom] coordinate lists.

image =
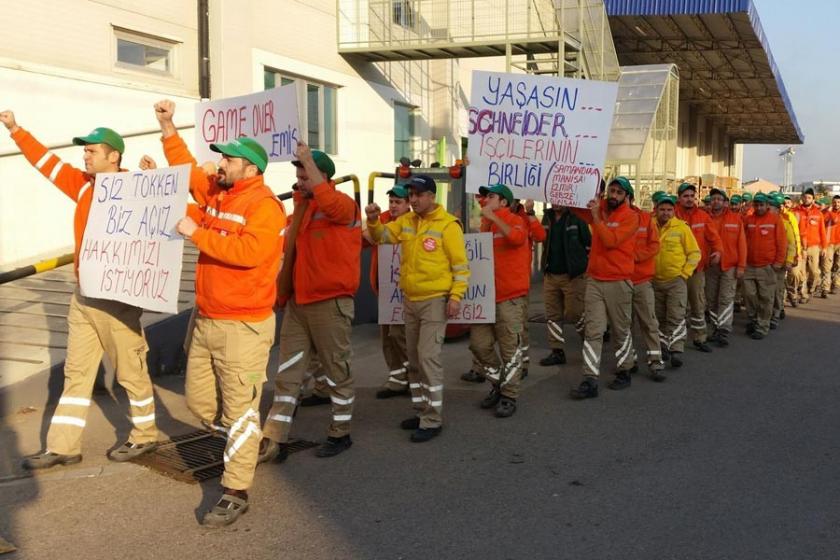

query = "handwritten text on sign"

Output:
[[78, 165, 190, 313], [377, 232, 495, 325], [466, 71, 618, 208], [194, 84, 300, 165]]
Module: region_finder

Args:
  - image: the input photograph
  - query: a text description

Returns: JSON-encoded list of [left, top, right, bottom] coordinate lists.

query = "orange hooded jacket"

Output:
[[825, 208, 840, 245], [744, 211, 787, 268], [631, 207, 660, 285], [796, 205, 827, 249], [573, 200, 639, 281], [163, 134, 286, 321], [709, 209, 747, 273], [675, 205, 724, 272], [485, 207, 531, 302]]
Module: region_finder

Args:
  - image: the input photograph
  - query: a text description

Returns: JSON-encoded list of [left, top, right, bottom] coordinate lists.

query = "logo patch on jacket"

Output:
[[423, 237, 437, 251]]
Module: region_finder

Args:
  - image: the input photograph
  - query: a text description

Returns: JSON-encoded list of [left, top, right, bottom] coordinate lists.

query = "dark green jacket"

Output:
[[541, 208, 591, 278]]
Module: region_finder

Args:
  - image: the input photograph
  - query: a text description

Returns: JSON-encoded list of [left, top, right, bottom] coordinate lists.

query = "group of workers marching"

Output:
[[3, 101, 838, 528]]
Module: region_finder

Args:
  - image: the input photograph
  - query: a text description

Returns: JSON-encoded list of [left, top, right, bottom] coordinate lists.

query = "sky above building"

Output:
[[741, 0, 837, 185]]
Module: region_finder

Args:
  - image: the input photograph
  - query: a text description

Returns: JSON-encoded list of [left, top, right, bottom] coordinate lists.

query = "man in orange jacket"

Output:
[[743, 193, 787, 339], [2, 111, 160, 470], [155, 100, 286, 526], [676, 182, 724, 352], [569, 177, 639, 398], [513, 198, 546, 378], [469, 184, 530, 417], [368, 185, 411, 399], [628, 193, 666, 383], [795, 187, 827, 302], [261, 144, 361, 459], [820, 195, 840, 296], [706, 188, 746, 347]]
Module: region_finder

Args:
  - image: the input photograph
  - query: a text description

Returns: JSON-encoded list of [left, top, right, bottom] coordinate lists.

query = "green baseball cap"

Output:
[[819, 196, 832, 205], [651, 190, 667, 203], [730, 195, 742, 204], [753, 192, 769, 203], [769, 193, 784, 208], [479, 183, 514, 205], [741, 192, 753, 202], [72, 127, 125, 154], [677, 182, 696, 194], [702, 195, 711, 204], [292, 150, 335, 179], [609, 176, 634, 197], [386, 185, 409, 199], [210, 137, 269, 172], [656, 195, 677, 207]]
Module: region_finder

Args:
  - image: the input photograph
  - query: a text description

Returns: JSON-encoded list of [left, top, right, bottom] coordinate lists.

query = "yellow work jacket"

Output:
[[368, 204, 469, 302], [781, 210, 801, 265], [654, 217, 701, 282]]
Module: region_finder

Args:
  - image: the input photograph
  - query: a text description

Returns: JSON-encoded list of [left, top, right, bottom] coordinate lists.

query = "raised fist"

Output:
[[0, 110, 18, 132], [365, 203, 381, 222], [154, 100, 175, 123], [138, 155, 157, 170]]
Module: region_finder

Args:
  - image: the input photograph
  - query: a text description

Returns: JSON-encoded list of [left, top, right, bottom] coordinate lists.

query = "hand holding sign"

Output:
[[139, 155, 157, 170], [177, 216, 198, 239]]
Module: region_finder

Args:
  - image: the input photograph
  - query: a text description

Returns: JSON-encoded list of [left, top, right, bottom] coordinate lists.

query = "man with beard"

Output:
[[794, 187, 827, 302], [820, 195, 840, 296], [743, 193, 787, 339], [675, 183, 723, 353], [155, 100, 286, 526], [569, 177, 639, 398], [706, 188, 746, 347]]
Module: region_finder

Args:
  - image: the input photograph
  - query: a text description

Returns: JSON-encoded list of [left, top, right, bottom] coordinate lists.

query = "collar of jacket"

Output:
[[412, 203, 446, 222], [601, 198, 630, 218], [224, 175, 266, 196]]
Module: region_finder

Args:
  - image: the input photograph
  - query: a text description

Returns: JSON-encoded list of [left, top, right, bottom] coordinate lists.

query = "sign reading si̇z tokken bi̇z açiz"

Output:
[[78, 165, 190, 314], [466, 70, 618, 209]]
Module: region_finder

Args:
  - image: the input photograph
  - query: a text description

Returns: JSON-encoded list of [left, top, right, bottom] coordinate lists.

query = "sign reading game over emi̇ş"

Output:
[[466, 71, 619, 208], [194, 84, 300, 165], [78, 165, 191, 314], [378, 232, 495, 325]]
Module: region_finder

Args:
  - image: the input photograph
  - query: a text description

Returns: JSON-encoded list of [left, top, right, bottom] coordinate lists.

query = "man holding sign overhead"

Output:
[[1, 111, 160, 470], [154, 100, 286, 527]]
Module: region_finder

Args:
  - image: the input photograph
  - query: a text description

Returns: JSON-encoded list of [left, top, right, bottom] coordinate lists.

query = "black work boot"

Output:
[[480, 387, 501, 409], [570, 377, 599, 400], [300, 394, 331, 407], [539, 349, 566, 366], [715, 330, 729, 347], [608, 371, 632, 391], [315, 435, 352, 458], [670, 352, 683, 368], [460, 369, 486, 383], [376, 387, 409, 399], [693, 340, 712, 353]]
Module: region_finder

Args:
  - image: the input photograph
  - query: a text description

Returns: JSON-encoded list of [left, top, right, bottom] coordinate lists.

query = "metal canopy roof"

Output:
[[604, 0, 803, 144]]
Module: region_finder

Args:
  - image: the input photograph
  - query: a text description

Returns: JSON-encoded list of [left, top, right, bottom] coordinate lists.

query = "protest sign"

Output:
[[378, 232, 495, 325], [466, 71, 618, 208], [78, 165, 190, 314], [194, 84, 299, 165]]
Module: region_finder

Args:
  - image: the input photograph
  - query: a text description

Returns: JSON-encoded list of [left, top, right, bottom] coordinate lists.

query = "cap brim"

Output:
[[71, 136, 93, 146], [478, 186, 490, 196]]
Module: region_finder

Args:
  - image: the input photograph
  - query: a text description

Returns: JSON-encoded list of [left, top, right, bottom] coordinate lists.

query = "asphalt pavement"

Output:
[[1, 290, 838, 560]]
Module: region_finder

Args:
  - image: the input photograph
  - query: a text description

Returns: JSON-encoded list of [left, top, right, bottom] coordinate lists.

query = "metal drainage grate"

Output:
[[131, 430, 318, 484]]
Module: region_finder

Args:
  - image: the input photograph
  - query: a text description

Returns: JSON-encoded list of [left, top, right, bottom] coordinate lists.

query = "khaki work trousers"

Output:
[[543, 273, 585, 351], [380, 324, 409, 391], [186, 315, 274, 491], [517, 295, 531, 370], [404, 297, 447, 429], [631, 281, 663, 371], [787, 258, 803, 302], [654, 278, 688, 353], [302, 352, 329, 398], [744, 265, 777, 335], [773, 268, 787, 322], [686, 270, 708, 343], [581, 278, 634, 378], [705, 265, 737, 334], [47, 290, 157, 456], [801, 246, 822, 299], [264, 298, 355, 443], [821, 245, 840, 292], [469, 297, 526, 399]]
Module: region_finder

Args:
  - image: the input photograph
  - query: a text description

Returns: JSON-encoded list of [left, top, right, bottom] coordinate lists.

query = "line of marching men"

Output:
[[5, 100, 840, 528]]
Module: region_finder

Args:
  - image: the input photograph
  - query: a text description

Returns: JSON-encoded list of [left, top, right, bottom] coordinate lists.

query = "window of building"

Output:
[[114, 28, 175, 75], [392, 0, 416, 28], [394, 102, 417, 162], [265, 68, 337, 155]]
